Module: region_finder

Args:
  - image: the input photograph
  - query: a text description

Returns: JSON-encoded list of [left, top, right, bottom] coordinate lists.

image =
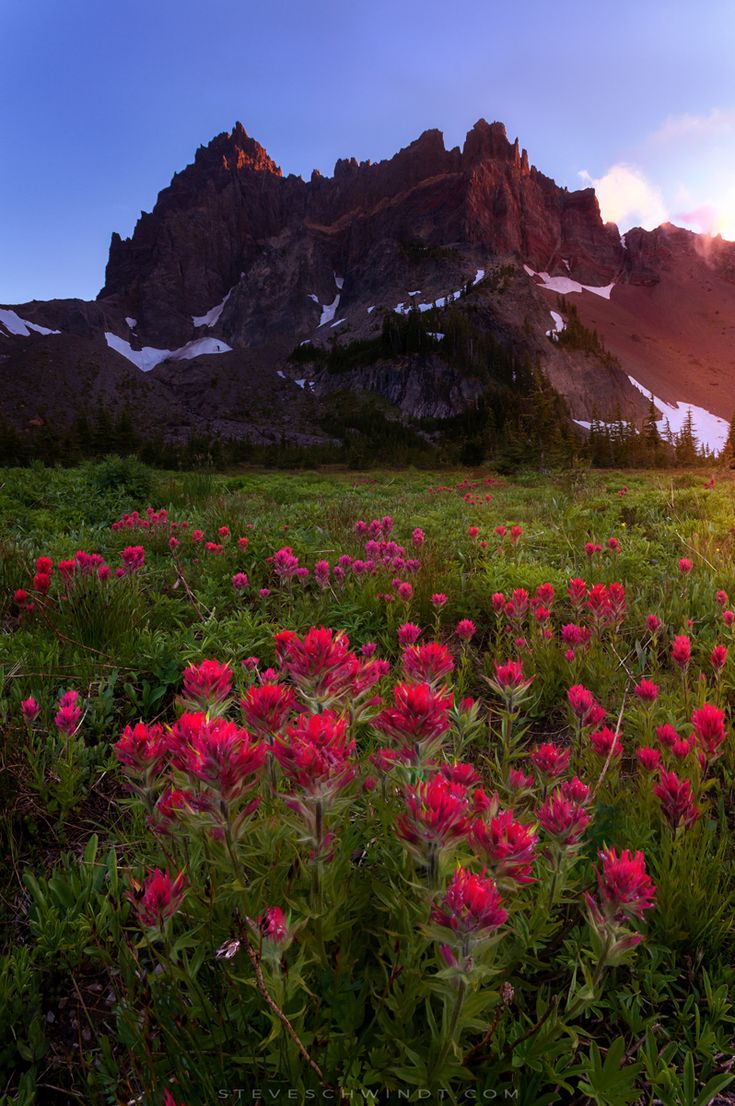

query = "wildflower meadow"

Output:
[[3, 460, 735, 1105]]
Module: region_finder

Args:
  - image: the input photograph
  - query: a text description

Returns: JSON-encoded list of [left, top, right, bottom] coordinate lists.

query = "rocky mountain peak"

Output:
[[195, 120, 283, 176]]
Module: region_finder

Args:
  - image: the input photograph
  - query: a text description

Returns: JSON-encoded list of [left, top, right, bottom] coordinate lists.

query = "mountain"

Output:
[[2, 118, 734, 455]]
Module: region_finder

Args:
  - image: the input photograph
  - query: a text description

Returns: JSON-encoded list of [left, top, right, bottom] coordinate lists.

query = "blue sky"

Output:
[[2, 0, 734, 303]]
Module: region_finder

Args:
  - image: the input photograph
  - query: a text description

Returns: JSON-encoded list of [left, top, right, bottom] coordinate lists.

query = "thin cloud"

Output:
[[578, 163, 668, 231], [648, 108, 735, 147]]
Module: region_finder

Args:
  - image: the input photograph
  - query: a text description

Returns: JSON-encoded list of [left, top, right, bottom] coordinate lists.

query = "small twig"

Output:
[[171, 556, 210, 621], [242, 926, 343, 1098], [591, 687, 629, 802], [503, 995, 558, 1056], [464, 1002, 506, 1065]]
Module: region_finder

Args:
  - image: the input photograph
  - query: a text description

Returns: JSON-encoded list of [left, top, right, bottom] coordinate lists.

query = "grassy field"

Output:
[[3, 459, 735, 1105]]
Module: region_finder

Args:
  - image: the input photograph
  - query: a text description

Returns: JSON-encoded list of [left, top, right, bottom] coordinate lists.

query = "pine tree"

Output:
[[722, 409, 735, 468], [676, 408, 698, 465]]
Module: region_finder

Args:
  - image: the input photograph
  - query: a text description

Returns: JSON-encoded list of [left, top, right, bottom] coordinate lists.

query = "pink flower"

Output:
[[397, 776, 469, 854], [678, 557, 693, 575], [507, 767, 534, 792], [373, 682, 452, 756], [431, 866, 507, 936], [396, 581, 413, 602], [537, 792, 590, 845], [21, 697, 40, 722], [55, 690, 81, 735], [280, 627, 359, 702], [232, 572, 249, 591], [240, 683, 296, 738], [590, 726, 624, 759], [182, 659, 233, 708], [724, 610, 735, 627], [114, 721, 168, 776], [567, 577, 587, 608], [431, 593, 448, 609], [274, 710, 356, 800], [691, 703, 726, 760], [495, 525, 506, 538], [530, 743, 570, 780], [397, 622, 422, 647], [646, 614, 663, 634], [671, 635, 691, 670], [634, 679, 659, 703], [655, 723, 680, 748], [33, 572, 51, 595], [257, 905, 290, 945], [607, 537, 621, 553], [412, 527, 425, 547], [672, 737, 692, 760], [171, 713, 266, 802], [715, 589, 728, 607], [120, 545, 145, 572], [402, 641, 454, 685], [468, 526, 480, 539], [637, 746, 662, 771], [455, 619, 476, 642], [128, 868, 187, 929], [711, 644, 728, 671], [259, 588, 271, 598], [238, 536, 249, 550], [491, 592, 506, 612], [567, 684, 605, 728], [470, 811, 538, 884], [595, 847, 656, 921], [653, 770, 700, 830], [560, 777, 590, 804], [510, 526, 522, 543], [314, 560, 330, 589]]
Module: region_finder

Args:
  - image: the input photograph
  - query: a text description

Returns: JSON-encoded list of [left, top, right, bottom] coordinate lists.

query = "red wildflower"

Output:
[[470, 811, 538, 884], [530, 743, 570, 780], [595, 847, 656, 921], [171, 713, 266, 802], [671, 635, 692, 670], [711, 644, 728, 671], [54, 690, 81, 735], [274, 711, 356, 799], [455, 618, 476, 641], [128, 868, 187, 929], [590, 727, 624, 759], [373, 682, 452, 756], [121, 545, 145, 572], [431, 866, 507, 936], [280, 627, 359, 701], [637, 746, 662, 771], [646, 614, 663, 634], [653, 770, 700, 830], [240, 682, 297, 738], [678, 557, 693, 575], [182, 659, 233, 708], [567, 577, 587, 608], [560, 777, 590, 804], [691, 703, 726, 759], [402, 641, 454, 685], [33, 572, 51, 595], [655, 723, 680, 748], [567, 684, 606, 728], [35, 556, 53, 575], [431, 592, 448, 609], [537, 792, 590, 846], [634, 679, 659, 703], [114, 721, 168, 776], [397, 776, 469, 854], [21, 697, 40, 722], [397, 622, 422, 646]]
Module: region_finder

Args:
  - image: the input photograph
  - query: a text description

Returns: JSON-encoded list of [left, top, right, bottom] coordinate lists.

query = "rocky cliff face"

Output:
[[2, 117, 734, 445]]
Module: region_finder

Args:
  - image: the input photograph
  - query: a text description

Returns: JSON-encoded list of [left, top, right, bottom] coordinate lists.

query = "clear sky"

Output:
[[2, 0, 734, 303]]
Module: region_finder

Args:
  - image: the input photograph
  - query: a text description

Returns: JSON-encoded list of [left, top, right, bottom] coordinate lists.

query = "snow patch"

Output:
[[620, 234, 627, 250], [627, 376, 729, 454], [0, 308, 61, 336], [319, 294, 340, 326], [192, 288, 233, 328], [105, 333, 232, 373], [428, 332, 445, 341], [330, 318, 347, 328], [562, 259, 570, 271], [473, 269, 485, 284], [408, 290, 421, 296], [125, 316, 137, 330], [545, 310, 566, 339], [334, 274, 344, 290], [367, 306, 375, 314], [277, 370, 286, 379], [308, 293, 319, 303], [524, 266, 615, 300], [295, 379, 306, 389]]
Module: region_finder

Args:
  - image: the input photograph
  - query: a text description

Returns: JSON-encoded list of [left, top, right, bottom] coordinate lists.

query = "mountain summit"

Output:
[[2, 118, 734, 454]]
